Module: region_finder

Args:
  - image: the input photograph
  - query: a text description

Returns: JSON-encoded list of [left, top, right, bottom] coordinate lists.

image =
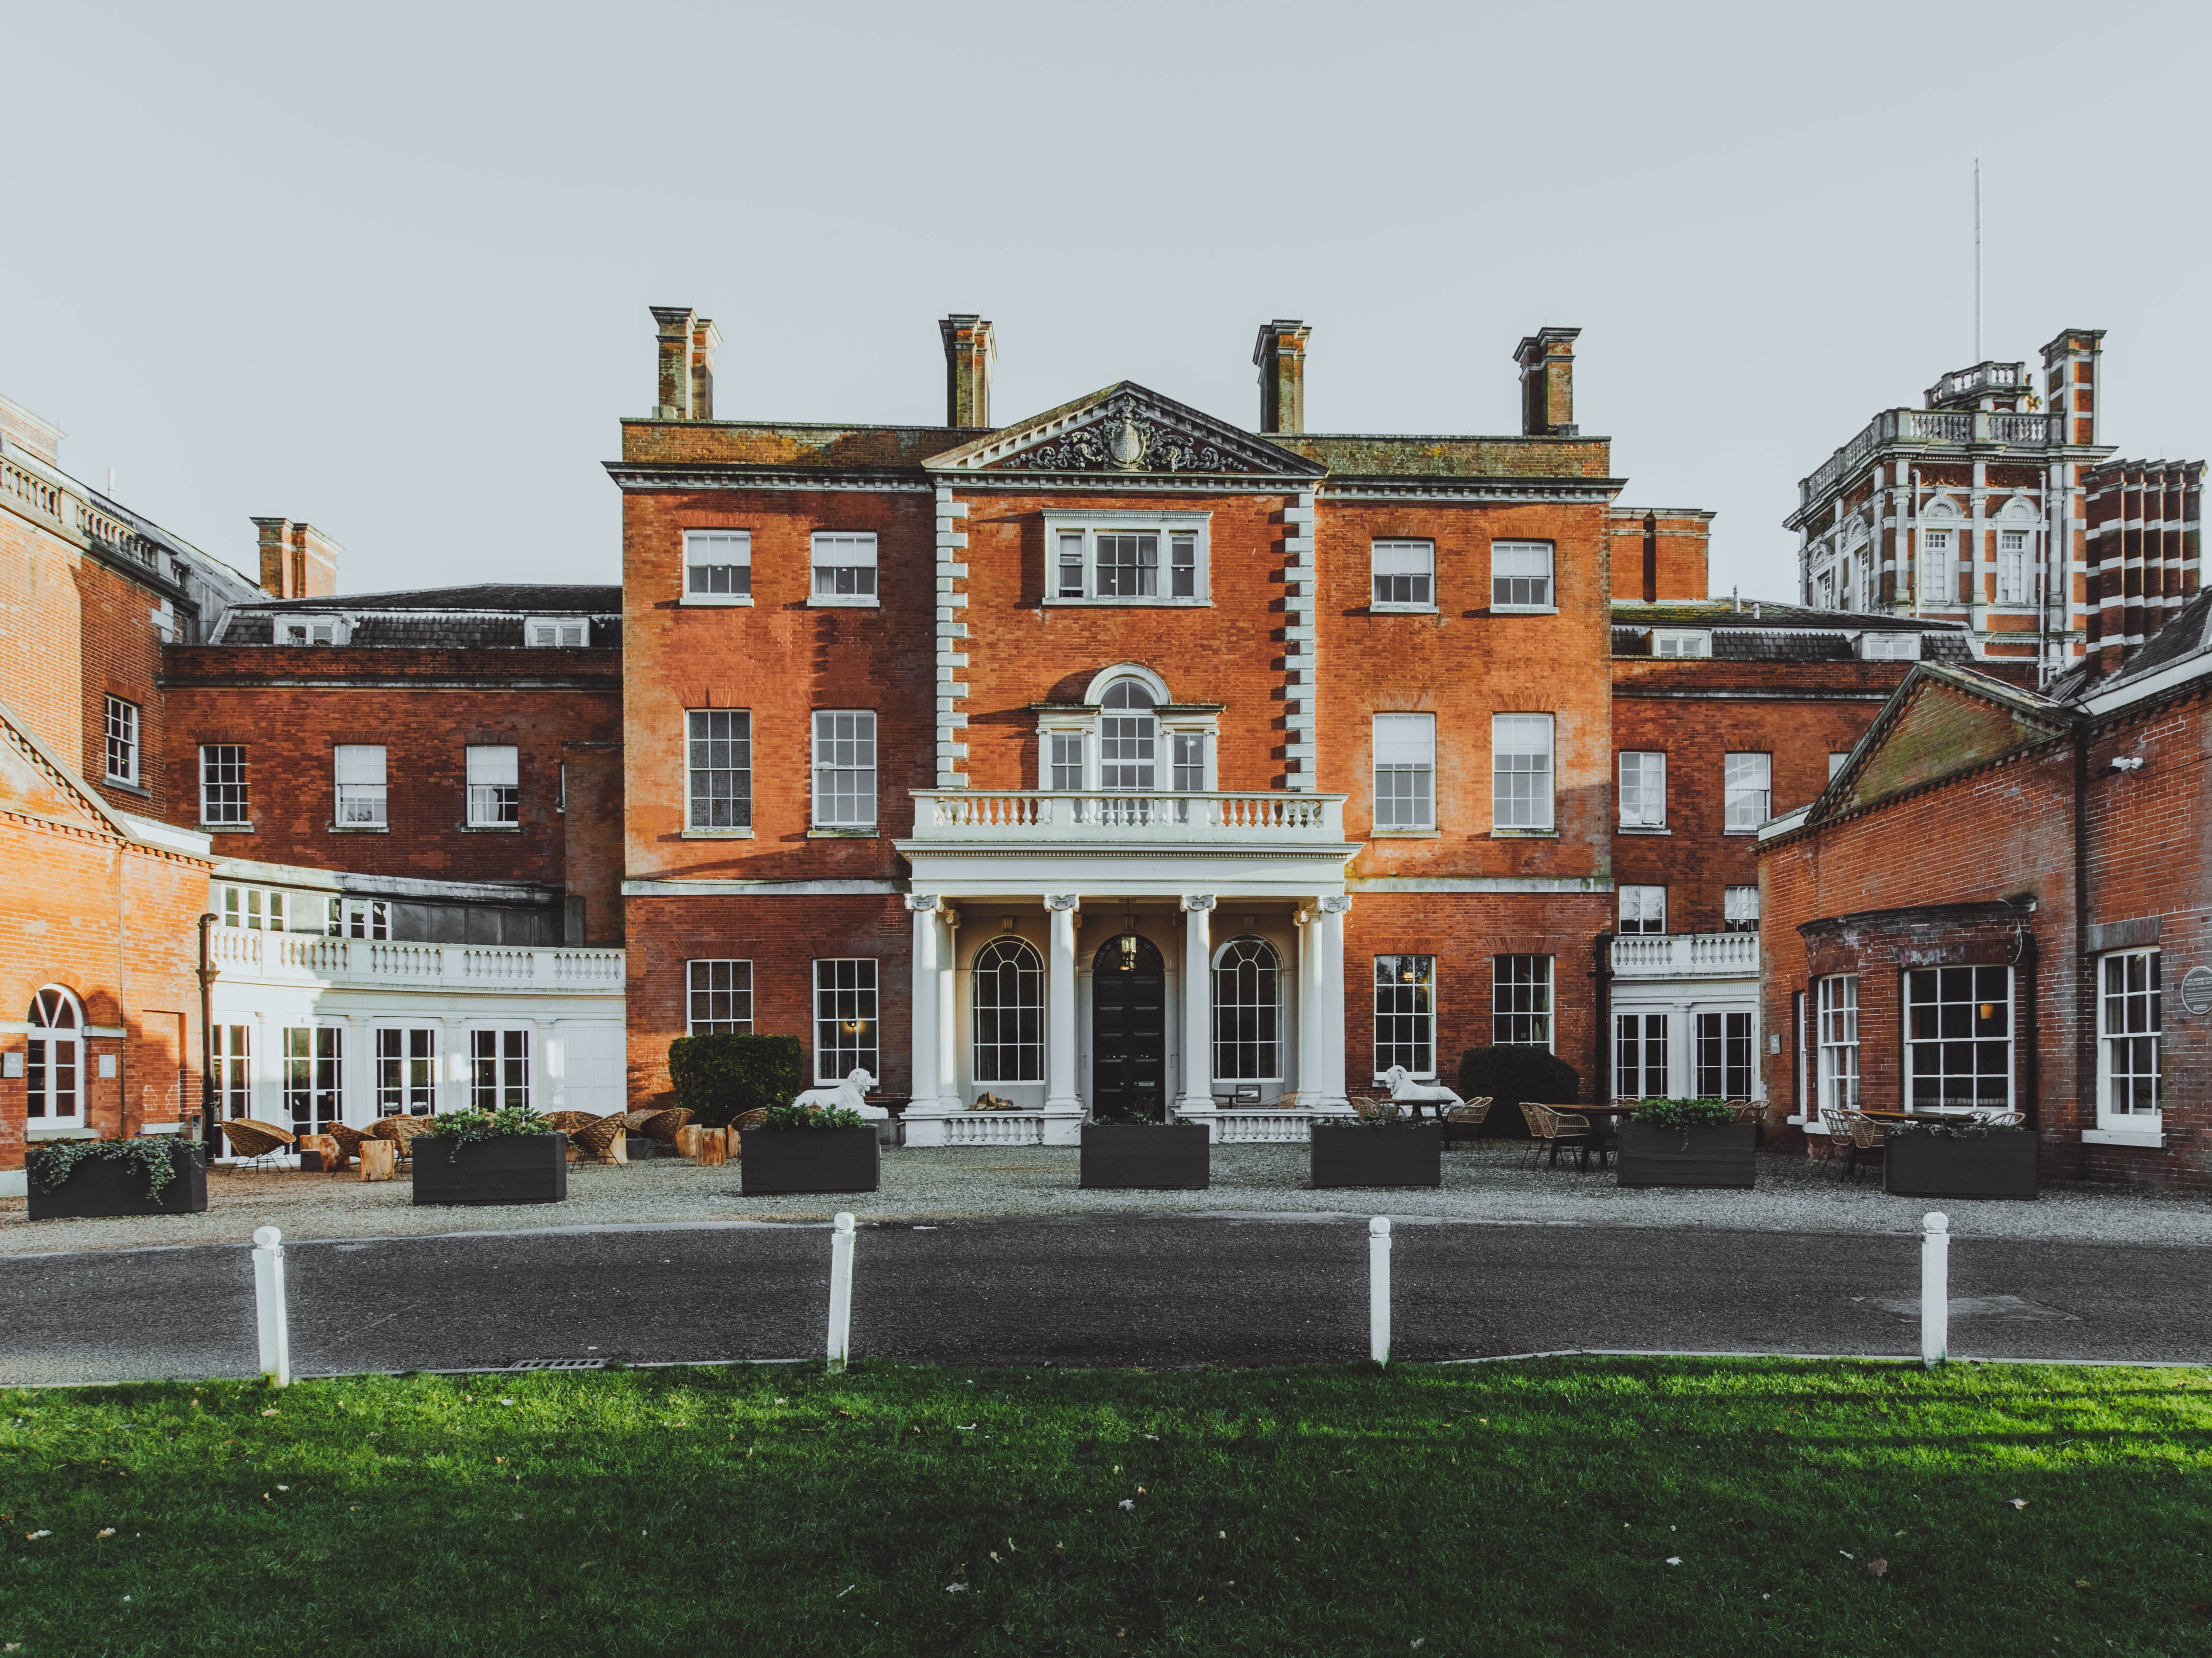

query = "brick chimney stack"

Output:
[[651, 306, 719, 420], [2041, 327, 2105, 449], [1252, 319, 1312, 434], [252, 518, 340, 599], [1514, 326, 1581, 437], [940, 315, 995, 429]]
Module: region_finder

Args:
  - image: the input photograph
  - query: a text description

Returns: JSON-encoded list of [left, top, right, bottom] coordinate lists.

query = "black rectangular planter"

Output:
[[1080, 1123, 1209, 1190], [1310, 1124, 1442, 1189], [27, 1145, 208, 1220], [412, 1133, 569, 1206], [623, 1135, 667, 1160], [1616, 1122, 1757, 1189], [1883, 1130, 2039, 1199], [741, 1126, 881, 1195]]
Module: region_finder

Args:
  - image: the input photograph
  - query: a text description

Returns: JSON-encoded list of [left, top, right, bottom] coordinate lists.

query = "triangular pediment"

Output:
[[925, 382, 1326, 479], [0, 701, 129, 837], [1812, 667, 2072, 825]]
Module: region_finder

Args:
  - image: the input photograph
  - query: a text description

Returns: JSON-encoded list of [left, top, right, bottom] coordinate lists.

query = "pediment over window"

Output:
[[1813, 667, 2071, 824], [925, 382, 1326, 479]]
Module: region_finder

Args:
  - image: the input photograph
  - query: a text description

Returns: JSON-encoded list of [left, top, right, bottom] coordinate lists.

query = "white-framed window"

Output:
[[972, 938, 1045, 1083], [1616, 1012, 1668, 1098], [686, 710, 751, 829], [466, 745, 519, 827], [687, 959, 754, 1035], [282, 1024, 343, 1133], [1817, 975, 1859, 1115], [1723, 752, 1771, 832], [1048, 732, 1085, 791], [1491, 541, 1555, 610], [1619, 750, 1666, 828], [277, 615, 340, 646], [1170, 733, 1204, 791], [811, 711, 877, 829], [810, 532, 878, 605], [1373, 713, 1436, 830], [526, 617, 589, 646], [1619, 885, 1666, 934], [222, 885, 289, 932], [1828, 751, 1851, 780], [1212, 937, 1283, 1084], [1857, 631, 1921, 662], [1652, 630, 1710, 658], [327, 896, 390, 939], [335, 744, 388, 827], [1905, 966, 2012, 1111], [470, 1028, 531, 1111], [25, 987, 81, 1120], [1044, 513, 1210, 606], [1919, 516, 1955, 602], [104, 696, 139, 784], [685, 530, 752, 603], [1373, 955, 1437, 1079], [813, 958, 878, 1083], [1724, 886, 1759, 933], [2098, 949, 2160, 1122], [1996, 501, 2037, 606], [1371, 540, 1435, 610], [1695, 1011, 1755, 1098], [376, 1027, 438, 1116], [1493, 955, 1553, 1048], [214, 1022, 251, 1119], [1099, 683, 1158, 790], [1493, 714, 1555, 831], [200, 744, 249, 826]]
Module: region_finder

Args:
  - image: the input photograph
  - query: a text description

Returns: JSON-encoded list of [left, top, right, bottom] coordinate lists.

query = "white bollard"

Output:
[[1921, 1211, 1950, 1368], [1369, 1216, 1391, 1365], [826, 1212, 856, 1371], [252, 1225, 291, 1388]]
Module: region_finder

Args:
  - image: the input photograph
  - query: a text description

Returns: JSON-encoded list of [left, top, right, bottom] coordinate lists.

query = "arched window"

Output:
[[972, 937, 1044, 1082], [1919, 499, 1960, 603], [27, 987, 81, 1123], [1996, 498, 2037, 606], [1098, 679, 1158, 790], [1212, 937, 1282, 1083]]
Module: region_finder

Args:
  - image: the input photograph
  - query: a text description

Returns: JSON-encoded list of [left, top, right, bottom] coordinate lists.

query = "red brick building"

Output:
[[1788, 329, 2204, 683], [1759, 594, 2212, 1189]]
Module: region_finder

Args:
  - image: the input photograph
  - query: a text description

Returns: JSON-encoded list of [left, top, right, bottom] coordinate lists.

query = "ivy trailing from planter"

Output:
[[1632, 1098, 1737, 1130], [420, 1106, 552, 1162], [27, 1137, 204, 1200], [759, 1102, 867, 1130]]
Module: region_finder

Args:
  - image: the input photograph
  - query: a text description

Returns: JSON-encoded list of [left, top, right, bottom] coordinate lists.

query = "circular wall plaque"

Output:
[[2180, 965, 2212, 1017]]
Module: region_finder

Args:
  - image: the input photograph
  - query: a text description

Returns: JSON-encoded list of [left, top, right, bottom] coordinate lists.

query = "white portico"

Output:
[[893, 788, 1359, 1145]]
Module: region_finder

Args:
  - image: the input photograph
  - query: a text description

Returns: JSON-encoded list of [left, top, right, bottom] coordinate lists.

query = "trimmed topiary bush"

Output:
[[668, 1033, 805, 1127], [1458, 1045, 1581, 1140]]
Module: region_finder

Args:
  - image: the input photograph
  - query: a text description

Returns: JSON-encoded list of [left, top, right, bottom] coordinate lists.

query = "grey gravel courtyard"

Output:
[[3, 1142, 2205, 1255]]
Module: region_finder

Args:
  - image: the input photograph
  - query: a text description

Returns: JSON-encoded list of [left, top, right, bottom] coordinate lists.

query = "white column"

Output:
[[905, 896, 942, 1114], [936, 908, 960, 1107], [1318, 895, 1351, 1109], [1177, 894, 1215, 1122], [1295, 905, 1328, 1106], [1044, 894, 1083, 1126]]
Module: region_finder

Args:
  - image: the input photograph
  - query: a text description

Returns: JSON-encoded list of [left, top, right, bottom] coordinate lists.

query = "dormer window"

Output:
[[277, 615, 341, 646], [1044, 512, 1210, 607], [526, 617, 588, 647], [1651, 630, 1711, 658], [1857, 631, 1921, 661]]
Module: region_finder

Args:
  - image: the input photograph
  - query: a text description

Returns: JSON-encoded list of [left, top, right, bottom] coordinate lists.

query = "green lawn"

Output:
[[2, 1359, 2207, 1656]]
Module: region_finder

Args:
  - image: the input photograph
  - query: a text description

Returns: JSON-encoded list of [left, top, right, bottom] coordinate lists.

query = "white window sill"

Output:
[[1617, 824, 1671, 835], [1490, 605, 1559, 616], [1787, 1115, 1832, 1135], [1370, 828, 1440, 838], [1723, 828, 1762, 837], [328, 825, 390, 834], [682, 827, 755, 839], [1491, 829, 1559, 839], [462, 824, 522, 834], [682, 593, 754, 607], [200, 822, 254, 833], [1044, 597, 1210, 609], [104, 776, 150, 797], [808, 827, 878, 839], [1370, 604, 1439, 615], [808, 595, 880, 609], [2083, 1126, 2164, 1148], [26, 1123, 93, 1140]]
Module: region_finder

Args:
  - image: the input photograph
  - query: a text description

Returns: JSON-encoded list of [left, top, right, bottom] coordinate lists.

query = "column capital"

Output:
[[1179, 893, 1217, 912], [1318, 894, 1352, 914], [1044, 893, 1081, 912], [904, 894, 940, 913]]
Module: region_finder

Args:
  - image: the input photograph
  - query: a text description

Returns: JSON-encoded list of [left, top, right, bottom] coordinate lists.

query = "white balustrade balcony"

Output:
[[907, 790, 1347, 845], [209, 925, 624, 993], [1609, 930, 1759, 980]]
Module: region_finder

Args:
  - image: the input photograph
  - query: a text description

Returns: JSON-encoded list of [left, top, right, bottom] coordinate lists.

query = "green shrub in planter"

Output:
[[668, 1033, 805, 1128], [759, 1102, 866, 1129], [1633, 1097, 1736, 1129], [1457, 1045, 1581, 1140]]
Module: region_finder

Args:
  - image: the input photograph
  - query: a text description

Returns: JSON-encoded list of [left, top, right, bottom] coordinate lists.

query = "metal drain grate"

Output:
[[507, 1358, 609, 1371]]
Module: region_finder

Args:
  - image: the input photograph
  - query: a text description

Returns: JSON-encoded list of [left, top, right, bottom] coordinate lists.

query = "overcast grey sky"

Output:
[[4, 0, 2205, 601]]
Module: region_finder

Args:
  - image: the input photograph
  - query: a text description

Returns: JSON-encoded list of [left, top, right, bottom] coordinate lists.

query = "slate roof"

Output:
[[1611, 599, 1975, 662], [2044, 587, 2212, 704], [211, 584, 622, 649]]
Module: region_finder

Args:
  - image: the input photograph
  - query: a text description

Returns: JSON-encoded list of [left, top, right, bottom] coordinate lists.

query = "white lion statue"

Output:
[[1380, 1065, 1464, 1119], [790, 1068, 887, 1120]]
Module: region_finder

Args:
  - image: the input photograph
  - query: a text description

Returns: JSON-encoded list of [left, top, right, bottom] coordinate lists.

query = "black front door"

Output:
[[1091, 934, 1167, 1122]]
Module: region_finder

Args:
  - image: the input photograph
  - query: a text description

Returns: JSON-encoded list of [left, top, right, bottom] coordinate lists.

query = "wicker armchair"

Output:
[[369, 1114, 439, 1166], [573, 1114, 628, 1164], [1441, 1096, 1493, 1145], [640, 1106, 696, 1145], [1726, 1099, 1764, 1124], [1348, 1096, 1388, 1120], [1521, 1102, 1600, 1171], [325, 1122, 367, 1172], [217, 1118, 296, 1167], [1817, 1104, 1856, 1173], [538, 1111, 596, 1136], [1845, 1112, 1887, 1183]]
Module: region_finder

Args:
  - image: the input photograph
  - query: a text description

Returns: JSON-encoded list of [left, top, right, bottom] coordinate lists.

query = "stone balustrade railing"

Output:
[[909, 790, 1346, 843], [1609, 930, 1760, 979], [208, 924, 625, 992]]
